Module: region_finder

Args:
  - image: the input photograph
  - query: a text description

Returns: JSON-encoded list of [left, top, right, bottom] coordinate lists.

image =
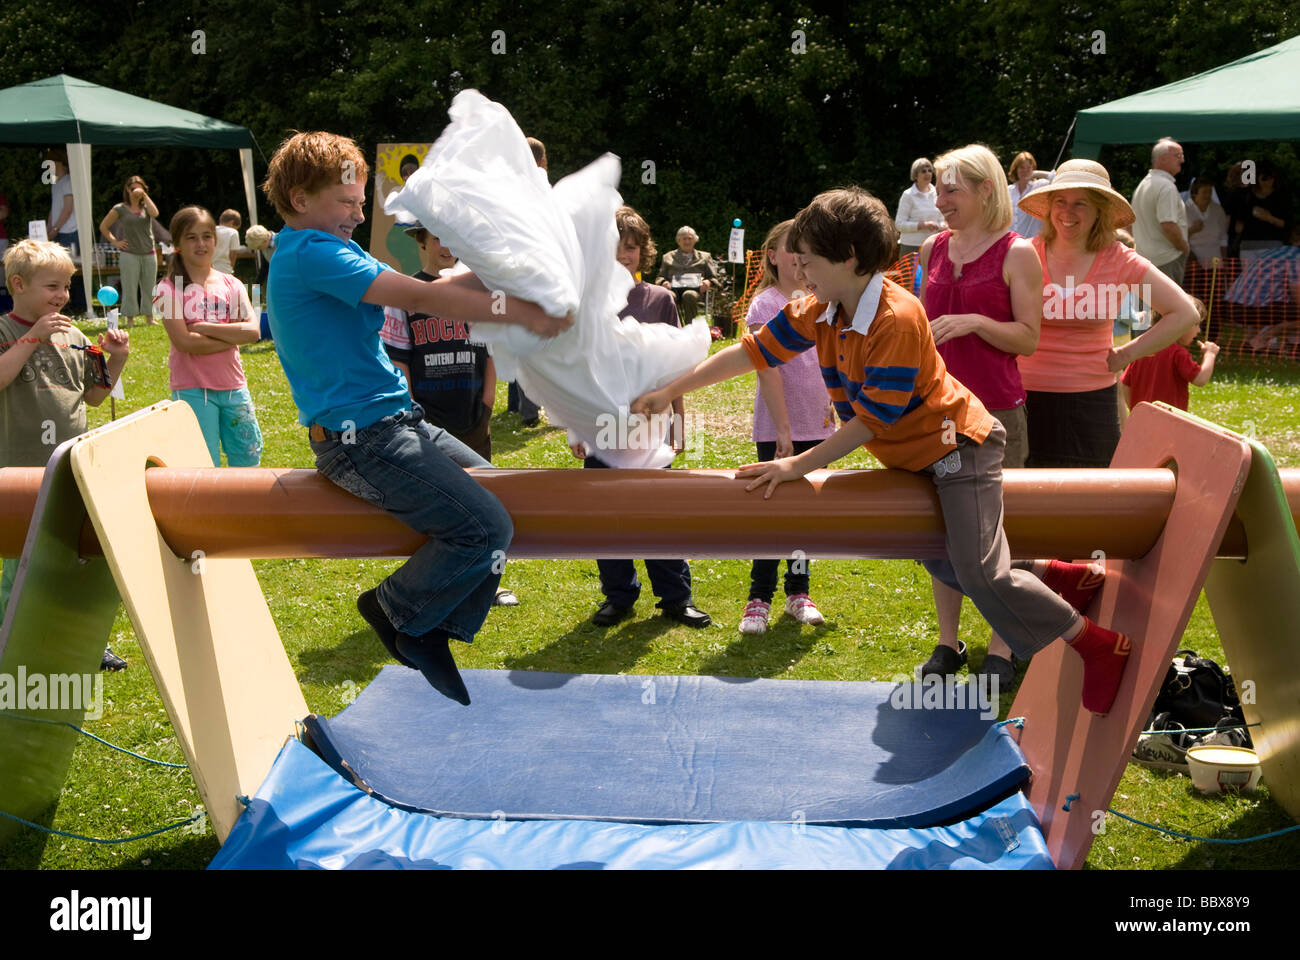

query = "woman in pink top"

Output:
[[1016, 160, 1199, 469], [918, 144, 1044, 688], [156, 205, 264, 467], [738, 220, 835, 635]]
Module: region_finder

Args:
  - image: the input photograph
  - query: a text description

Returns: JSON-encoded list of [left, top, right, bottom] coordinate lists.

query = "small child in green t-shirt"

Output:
[[1, 239, 131, 668]]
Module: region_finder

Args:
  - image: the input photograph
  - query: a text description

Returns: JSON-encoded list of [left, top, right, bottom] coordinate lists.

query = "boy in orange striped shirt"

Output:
[[634, 187, 1132, 714]]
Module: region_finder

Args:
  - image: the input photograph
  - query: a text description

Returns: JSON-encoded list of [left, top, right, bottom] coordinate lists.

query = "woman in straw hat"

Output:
[[1016, 159, 1199, 468]]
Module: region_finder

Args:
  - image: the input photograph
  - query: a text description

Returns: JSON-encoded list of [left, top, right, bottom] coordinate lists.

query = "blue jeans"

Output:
[[173, 386, 264, 466], [308, 405, 511, 642]]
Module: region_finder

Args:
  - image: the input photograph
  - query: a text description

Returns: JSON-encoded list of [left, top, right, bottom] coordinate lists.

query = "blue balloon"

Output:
[[97, 285, 119, 307], [733, 219, 742, 227]]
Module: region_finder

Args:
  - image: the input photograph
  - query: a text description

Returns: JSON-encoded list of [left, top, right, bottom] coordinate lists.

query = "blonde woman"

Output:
[[917, 144, 1043, 689]]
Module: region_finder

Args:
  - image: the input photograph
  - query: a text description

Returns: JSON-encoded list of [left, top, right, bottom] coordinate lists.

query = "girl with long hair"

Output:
[[155, 205, 264, 466], [737, 220, 835, 635]]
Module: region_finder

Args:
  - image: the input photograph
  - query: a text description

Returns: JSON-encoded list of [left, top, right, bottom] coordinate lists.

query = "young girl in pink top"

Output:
[[739, 221, 836, 634], [155, 205, 264, 466], [918, 144, 1044, 689]]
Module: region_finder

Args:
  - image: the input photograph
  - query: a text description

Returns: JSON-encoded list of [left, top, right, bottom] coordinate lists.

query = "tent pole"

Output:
[[239, 147, 262, 277], [1051, 118, 1077, 170], [66, 142, 96, 318], [239, 148, 258, 228]]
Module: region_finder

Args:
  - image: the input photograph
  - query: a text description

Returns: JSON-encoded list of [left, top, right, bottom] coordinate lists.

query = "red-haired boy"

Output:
[[262, 131, 569, 704]]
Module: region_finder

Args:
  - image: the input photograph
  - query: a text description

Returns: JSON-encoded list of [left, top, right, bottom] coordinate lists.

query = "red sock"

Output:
[[1067, 617, 1133, 715], [1041, 560, 1106, 612]]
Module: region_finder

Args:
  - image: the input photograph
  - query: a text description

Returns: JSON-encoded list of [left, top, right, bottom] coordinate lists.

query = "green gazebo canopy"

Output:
[[0, 74, 259, 314], [1073, 34, 1300, 159], [0, 74, 252, 148]]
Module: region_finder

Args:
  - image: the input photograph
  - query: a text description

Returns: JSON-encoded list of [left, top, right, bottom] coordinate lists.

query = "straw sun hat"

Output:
[[1017, 159, 1136, 229]]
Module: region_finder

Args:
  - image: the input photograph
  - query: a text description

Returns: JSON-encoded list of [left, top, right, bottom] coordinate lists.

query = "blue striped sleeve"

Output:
[[862, 365, 919, 393], [765, 312, 817, 354], [756, 339, 785, 368], [856, 391, 924, 425]]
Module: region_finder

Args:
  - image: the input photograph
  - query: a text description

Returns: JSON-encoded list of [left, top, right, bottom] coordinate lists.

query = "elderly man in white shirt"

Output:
[[1132, 138, 1191, 285]]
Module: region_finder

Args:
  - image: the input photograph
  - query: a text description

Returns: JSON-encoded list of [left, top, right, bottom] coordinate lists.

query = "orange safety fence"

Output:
[[729, 249, 768, 330], [885, 251, 922, 294], [1182, 254, 1300, 361]]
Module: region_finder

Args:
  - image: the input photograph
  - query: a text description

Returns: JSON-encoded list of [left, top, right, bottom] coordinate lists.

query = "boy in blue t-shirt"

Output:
[[262, 132, 569, 703]]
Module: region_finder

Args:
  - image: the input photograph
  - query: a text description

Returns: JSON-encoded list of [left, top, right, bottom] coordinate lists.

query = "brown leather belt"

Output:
[[309, 424, 327, 442]]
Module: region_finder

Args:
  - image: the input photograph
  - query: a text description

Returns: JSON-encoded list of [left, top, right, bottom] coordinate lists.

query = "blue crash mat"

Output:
[[302, 668, 1028, 828], [211, 738, 1052, 870]]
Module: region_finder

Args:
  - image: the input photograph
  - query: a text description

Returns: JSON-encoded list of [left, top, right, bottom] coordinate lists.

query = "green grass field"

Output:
[[3, 320, 1298, 871]]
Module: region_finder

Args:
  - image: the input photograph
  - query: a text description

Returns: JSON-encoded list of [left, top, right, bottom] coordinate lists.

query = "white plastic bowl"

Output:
[[1186, 745, 1262, 794]]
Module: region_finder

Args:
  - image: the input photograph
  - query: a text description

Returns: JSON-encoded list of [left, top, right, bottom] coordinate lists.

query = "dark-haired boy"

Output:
[[575, 205, 709, 629], [262, 131, 568, 703], [634, 187, 1135, 715]]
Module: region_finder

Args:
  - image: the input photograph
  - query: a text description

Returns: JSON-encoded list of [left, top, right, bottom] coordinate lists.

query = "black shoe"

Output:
[[358, 589, 414, 668], [661, 603, 712, 628], [100, 647, 128, 671], [521, 418, 539, 428], [592, 601, 634, 626], [1202, 715, 1252, 750], [395, 630, 470, 705], [919, 641, 967, 679], [977, 653, 1018, 694]]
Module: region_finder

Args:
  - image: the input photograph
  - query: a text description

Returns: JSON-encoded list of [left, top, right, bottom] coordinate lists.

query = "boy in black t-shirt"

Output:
[[380, 221, 518, 605], [381, 221, 495, 459]]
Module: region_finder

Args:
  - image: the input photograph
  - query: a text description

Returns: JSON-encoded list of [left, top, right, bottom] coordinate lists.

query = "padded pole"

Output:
[[3, 465, 1297, 560]]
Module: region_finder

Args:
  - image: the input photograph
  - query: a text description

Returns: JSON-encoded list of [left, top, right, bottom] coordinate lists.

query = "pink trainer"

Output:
[[784, 594, 825, 625]]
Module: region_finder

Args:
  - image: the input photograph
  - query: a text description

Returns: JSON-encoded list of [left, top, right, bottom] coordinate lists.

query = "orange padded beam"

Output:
[[4, 465, 1286, 561]]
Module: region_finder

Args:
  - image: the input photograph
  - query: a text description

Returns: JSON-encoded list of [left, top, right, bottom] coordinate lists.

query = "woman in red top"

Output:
[[918, 144, 1044, 689]]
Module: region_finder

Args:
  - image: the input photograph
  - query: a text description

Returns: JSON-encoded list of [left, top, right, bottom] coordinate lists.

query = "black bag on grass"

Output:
[[1150, 649, 1250, 746]]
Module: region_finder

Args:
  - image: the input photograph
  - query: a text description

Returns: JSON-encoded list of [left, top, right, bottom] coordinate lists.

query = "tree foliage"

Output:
[[1, 0, 1295, 258]]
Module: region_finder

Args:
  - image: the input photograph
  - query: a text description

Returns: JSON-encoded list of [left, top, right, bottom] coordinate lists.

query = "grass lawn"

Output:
[[3, 320, 1298, 871]]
